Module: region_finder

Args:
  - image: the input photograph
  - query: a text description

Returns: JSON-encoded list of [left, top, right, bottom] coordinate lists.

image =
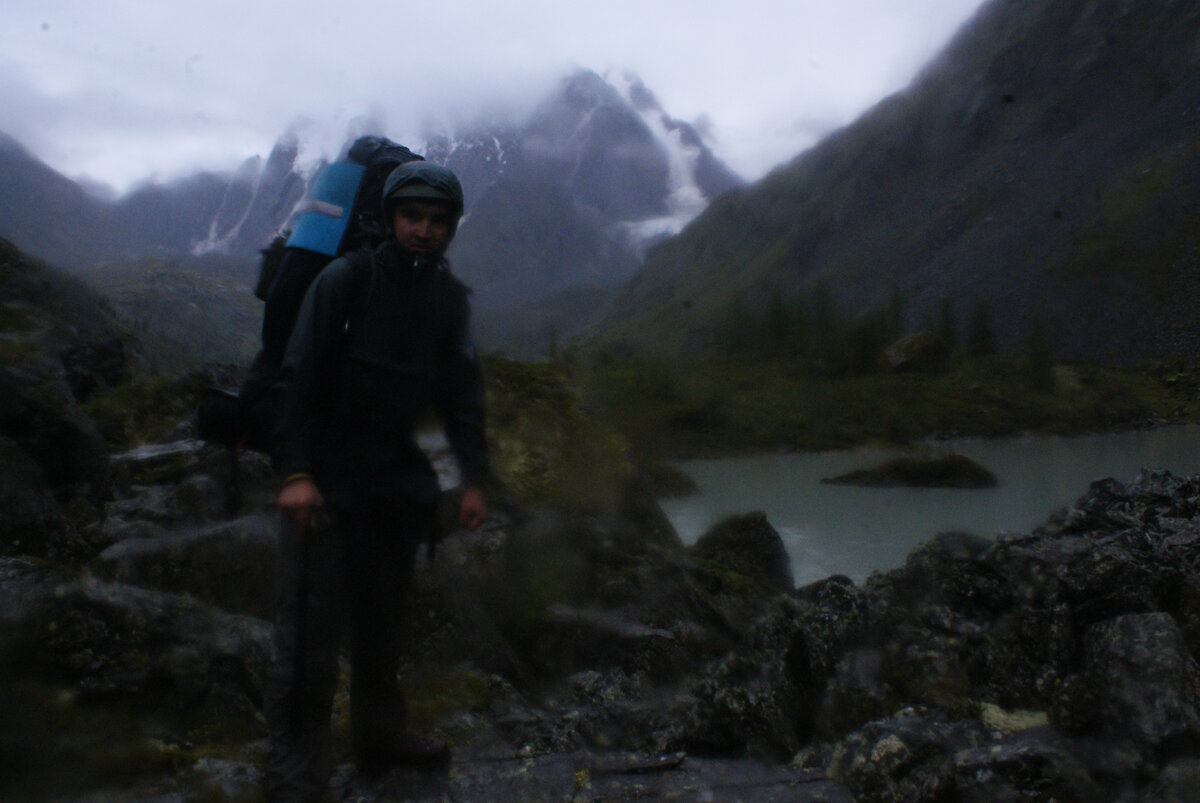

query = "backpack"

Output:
[[197, 136, 420, 454]]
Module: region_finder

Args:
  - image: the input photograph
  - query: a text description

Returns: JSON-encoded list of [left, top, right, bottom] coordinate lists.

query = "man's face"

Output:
[[391, 198, 455, 256]]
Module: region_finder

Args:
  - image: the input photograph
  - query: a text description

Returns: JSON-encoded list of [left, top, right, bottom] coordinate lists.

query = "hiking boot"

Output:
[[357, 732, 452, 773]]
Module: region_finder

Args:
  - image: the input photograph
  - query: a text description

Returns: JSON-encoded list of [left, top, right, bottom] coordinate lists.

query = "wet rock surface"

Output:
[[4, 299, 1200, 801], [8, 438, 1200, 800], [690, 511, 795, 594]]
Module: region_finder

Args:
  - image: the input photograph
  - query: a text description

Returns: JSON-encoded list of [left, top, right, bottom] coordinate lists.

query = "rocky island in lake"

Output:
[[821, 452, 998, 489]]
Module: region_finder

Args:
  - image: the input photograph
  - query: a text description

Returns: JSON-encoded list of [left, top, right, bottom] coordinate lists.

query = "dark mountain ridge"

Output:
[[0, 69, 742, 355], [0, 132, 306, 277], [588, 0, 1200, 364], [429, 70, 743, 351]]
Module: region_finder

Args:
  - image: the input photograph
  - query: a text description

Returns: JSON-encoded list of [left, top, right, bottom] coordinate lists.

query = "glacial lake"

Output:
[[661, 426, 1200, 587]]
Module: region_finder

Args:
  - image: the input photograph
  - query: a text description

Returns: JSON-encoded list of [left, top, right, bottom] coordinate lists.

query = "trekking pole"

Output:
[[290, 515, 311, 735]]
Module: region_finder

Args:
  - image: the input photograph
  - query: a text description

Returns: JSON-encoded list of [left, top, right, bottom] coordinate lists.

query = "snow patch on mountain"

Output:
[[607, 72, 709, 252], [190, 156, 261, 255]]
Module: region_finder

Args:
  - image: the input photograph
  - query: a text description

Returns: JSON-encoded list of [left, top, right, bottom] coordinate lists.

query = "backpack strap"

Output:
[[340, 247, 376, 342]]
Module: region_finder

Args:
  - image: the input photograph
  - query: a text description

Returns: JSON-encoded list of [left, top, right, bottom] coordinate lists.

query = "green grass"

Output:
[[578, 354, 1200, 459], [401, 668, 495, 733], [485, 356, 633, 510], [83, 375, 200, 448]]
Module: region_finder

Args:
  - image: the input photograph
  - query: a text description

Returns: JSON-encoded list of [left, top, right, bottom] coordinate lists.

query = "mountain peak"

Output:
[[607, 71, 663, 115], [0, 68, 744, 354], [589, 0, 1200, 363]]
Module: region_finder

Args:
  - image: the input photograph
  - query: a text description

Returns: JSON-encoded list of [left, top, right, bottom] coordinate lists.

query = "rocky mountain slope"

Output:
[[436, 70, 742, 352], [0, 131, 306, 275], [0, 69, 742, 355], [588, 0, 1200, 363], [436, 71, 742, 301], [75, 258, 264, 369]]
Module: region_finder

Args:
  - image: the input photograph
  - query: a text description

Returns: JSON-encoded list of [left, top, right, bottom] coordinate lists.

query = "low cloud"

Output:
[[2, 0, 986, 192]]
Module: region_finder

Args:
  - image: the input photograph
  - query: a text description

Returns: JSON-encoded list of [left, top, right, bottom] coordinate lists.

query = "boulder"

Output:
[[103, 474, 230, 533], [806, 708, 1104, 803], [530, 604, 679, 678], [689, 511, 793, 593], [0, 434, 80, 561], [110, 438, 207, 485], [91, 514, 280, 619], [0, 557, 271, 726], [441, 508, 774, 685], [1058, 612, 1200, 749], [683, 470, 1200, 801], [59, 335, 133, 404], [678, 595, 814, 759], [0, 359, 110, 502]]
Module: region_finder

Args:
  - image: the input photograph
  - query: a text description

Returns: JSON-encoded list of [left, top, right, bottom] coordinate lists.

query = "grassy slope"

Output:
[[77, 257, 261, 370], [578, 354, 1200, 458]]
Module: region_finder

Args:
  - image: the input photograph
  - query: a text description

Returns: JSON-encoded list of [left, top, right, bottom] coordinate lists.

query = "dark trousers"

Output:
[[262, 503, 428, 801]]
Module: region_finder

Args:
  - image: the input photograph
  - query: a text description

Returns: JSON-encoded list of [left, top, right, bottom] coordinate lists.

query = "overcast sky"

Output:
[[2, 0, 986, 194]]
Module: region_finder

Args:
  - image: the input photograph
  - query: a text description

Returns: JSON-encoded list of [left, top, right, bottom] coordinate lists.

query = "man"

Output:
[[263, 161, 489, 801]]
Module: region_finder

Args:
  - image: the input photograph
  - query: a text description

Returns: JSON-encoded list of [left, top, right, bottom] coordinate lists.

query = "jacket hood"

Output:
[[381, 162, 465, 220]]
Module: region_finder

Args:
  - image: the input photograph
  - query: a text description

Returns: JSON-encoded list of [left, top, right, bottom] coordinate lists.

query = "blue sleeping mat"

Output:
[[286, 161, 366, 256]]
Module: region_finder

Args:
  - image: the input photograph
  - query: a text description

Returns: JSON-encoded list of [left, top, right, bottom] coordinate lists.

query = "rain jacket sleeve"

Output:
[[435, 287, 491, 489], [270, 256, 357, 481]]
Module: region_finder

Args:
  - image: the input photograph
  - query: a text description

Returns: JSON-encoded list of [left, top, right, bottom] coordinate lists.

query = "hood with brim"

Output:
[[381, 161, 464, 220]]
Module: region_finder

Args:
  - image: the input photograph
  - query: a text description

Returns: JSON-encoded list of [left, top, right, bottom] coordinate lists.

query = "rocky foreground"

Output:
[[5, 416, 1200, 801], [4, 238, 1200, 800]]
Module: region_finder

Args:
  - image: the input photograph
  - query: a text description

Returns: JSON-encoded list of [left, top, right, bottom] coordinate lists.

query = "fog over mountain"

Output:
[[588, 0, 1200, 364], [3, 1, 987, 195], [0, 130, 306, 275], [0, 68, 743, 353], [437, 72, 742, 307], [5, 0, 1196, 365]]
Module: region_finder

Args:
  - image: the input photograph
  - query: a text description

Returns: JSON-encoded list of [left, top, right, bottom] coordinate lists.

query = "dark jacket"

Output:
[[272, 238, 489, 510]]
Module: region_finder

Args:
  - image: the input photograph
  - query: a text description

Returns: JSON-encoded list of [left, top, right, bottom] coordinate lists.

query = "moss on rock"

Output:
[[485, 356, 633, 511]]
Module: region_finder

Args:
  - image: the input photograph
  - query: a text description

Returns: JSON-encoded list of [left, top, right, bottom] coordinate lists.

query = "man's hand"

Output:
[[278, 477, 325, 530], [458, 486, 487, 531]]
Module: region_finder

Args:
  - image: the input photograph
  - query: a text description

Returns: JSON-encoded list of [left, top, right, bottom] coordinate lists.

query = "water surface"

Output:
[[662, 427, 1200, 587]]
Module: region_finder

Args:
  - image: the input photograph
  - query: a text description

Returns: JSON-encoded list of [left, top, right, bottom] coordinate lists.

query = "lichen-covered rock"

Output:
[[815, 708, 985, 802], [0, 557, 271, 725], [676, 595, 812, 758], [676, 470, 1200, 801], [816, 709, 1109, 803], [1058, 612, 1200, 750]]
